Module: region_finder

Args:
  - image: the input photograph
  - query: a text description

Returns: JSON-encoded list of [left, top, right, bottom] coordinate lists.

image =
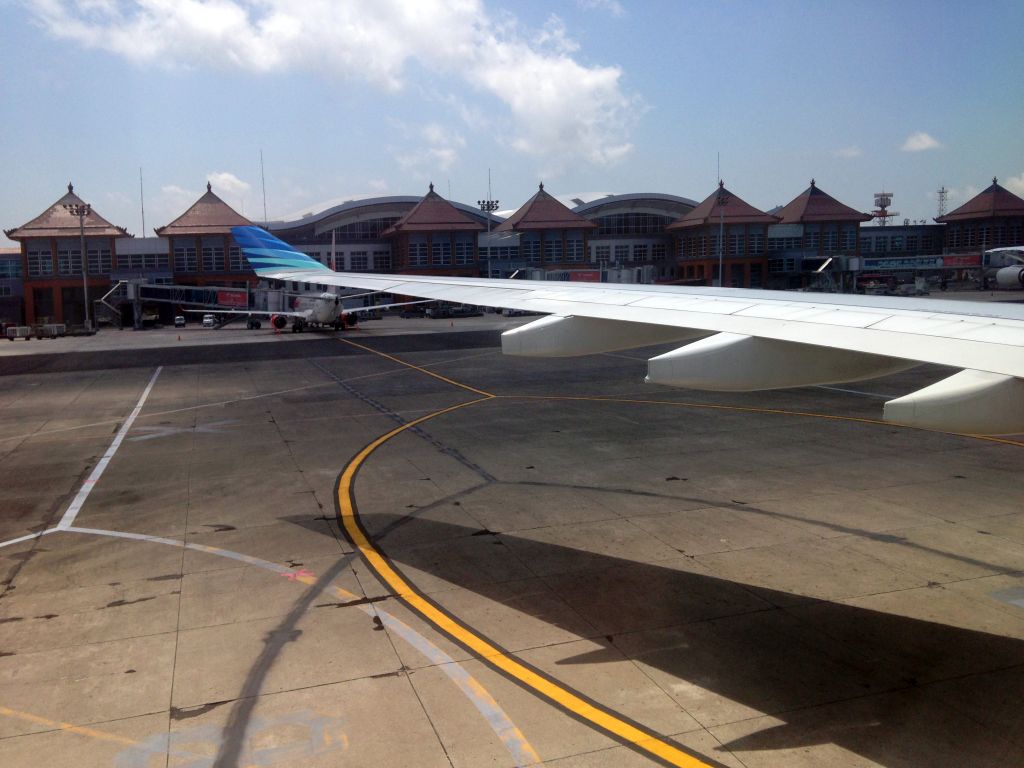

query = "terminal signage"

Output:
[[861, 255, 980, 271], [217, 290, 248, 307]]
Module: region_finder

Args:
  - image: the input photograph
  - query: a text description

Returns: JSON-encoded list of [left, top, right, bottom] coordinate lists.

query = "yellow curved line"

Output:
[[333, 341, 1020, 767], [337, 398, 717, 768]]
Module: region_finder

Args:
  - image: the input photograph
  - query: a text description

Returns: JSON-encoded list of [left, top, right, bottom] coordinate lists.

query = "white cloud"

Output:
[[901, 131, 942, 152], [1004, 172, 1024, 196], [207, 171, 251, 199], [577, 0, 626, 17], [833, 145, 862, 159], [26, 0, 636, 169], [394, 123, 466, 174]]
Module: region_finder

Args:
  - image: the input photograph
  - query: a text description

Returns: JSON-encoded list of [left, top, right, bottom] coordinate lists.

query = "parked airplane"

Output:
[[189, 290, 427, 332], [231, 225, 1024, 435], [984, 246, 1024, 288]]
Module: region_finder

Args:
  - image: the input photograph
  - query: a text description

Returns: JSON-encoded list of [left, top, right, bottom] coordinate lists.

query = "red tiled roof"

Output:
[[936, 178, 1024, 222], [381, 184, 484, 236], [666, 182, 779, 230], [495, 183, 596, 231], [774, 180, 871, 224], [4, 183, 131, 240], [155, 182, 253, 236]]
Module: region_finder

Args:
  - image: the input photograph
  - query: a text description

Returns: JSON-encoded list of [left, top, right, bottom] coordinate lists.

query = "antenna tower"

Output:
[[870, 191, 899, 227], [937, 186, 948, 218]]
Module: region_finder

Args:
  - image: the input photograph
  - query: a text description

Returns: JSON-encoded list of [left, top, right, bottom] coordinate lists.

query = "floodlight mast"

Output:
[[63, 198, 92, 330], [478, 169, 499, 279]]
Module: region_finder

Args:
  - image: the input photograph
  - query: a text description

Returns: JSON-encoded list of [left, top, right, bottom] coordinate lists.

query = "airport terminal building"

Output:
[[5, 177, 1024, 327]]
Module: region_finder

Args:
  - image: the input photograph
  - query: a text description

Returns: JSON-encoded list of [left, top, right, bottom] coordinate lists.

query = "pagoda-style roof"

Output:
[[381, 184, 485, 236], [4, 183, 131, 240], [666, 182, 779, 230], [936, 178, 1024, 223], [495, 183, 596, 232], [774, 179, 871, 224], [155, 182, 252, 236]]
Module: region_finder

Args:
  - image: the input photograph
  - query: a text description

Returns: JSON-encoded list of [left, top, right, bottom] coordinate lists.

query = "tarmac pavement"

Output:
[[0, 317, 1022, 767]]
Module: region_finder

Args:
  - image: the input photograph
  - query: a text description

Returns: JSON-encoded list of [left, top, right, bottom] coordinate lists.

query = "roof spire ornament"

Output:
[[68, 182, 74, 193], [429, 182, 434, 193], [207, 181, 212, 192], [539, 181, 544, 191], [993, 176, 999, 185], [810, 178, 816, 187], [718, 179, 725, 189]]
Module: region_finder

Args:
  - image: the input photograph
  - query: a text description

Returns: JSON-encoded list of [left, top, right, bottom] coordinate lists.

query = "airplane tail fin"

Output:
[[231, 225, 333, 277]]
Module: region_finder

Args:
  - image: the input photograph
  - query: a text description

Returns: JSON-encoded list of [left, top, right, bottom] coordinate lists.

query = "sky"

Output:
[[2, 0, 1023, 246]]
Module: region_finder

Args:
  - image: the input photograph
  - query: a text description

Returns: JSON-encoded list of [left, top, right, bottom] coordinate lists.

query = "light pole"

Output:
[[716, 181, 730, 288], [478, 173, 499, 279], [63, 201, 92, 329]]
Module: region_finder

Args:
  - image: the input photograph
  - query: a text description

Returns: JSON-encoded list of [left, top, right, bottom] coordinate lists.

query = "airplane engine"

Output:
[[995, 265, 1024, 288], [271, 314, 288, 330]]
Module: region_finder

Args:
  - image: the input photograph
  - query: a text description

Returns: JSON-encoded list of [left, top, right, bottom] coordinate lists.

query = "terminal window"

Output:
[[546, 239, 564, 262], [431, 241, 452, 266], [202, 246, 224, 272], [174, 246, 198, 272], [454, 241, 474, 265], [88, 248, 112, 274], [408, 243, 428, 267], [0, 260, 22, 279], [57, 248, 83, 276]]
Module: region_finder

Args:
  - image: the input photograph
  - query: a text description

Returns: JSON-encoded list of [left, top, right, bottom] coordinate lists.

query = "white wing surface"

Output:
[[233, 226, 1024, 435]]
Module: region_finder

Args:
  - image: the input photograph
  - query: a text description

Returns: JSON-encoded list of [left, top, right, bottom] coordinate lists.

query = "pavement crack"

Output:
[[315, 594, 391, 609], [170, 700, 231, 721], [105, 597, 156, 609]]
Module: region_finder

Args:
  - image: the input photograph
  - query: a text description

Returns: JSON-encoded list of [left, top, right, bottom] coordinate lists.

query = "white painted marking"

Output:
[[62, 525, 542, 766], [0, 527, 58, 551], [128, 419, 238, 442], [56, 367, 163, 530]]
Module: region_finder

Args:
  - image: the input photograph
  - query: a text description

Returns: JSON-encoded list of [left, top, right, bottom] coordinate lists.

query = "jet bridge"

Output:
[[98, 280, 250, 329]]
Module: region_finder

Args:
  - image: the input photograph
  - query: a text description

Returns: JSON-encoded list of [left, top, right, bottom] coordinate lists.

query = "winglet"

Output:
[[231, 225, 333, 276]]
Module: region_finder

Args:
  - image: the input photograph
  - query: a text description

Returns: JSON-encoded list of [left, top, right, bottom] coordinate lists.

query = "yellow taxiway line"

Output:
[[333, 339, 1020, 766], [335, 398, 723, 768]]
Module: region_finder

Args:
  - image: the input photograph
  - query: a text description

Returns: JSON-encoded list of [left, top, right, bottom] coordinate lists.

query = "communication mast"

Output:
[[871, 191, 899, 227], [937, 185, 948, 218]]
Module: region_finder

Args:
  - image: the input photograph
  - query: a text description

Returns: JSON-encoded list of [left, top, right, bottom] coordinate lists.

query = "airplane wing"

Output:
[[232, 226, 1024, 435], [343, 299, 433, 314]]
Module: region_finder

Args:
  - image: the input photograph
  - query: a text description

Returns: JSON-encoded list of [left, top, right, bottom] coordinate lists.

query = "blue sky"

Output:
[[2, 0, 1023, 245]]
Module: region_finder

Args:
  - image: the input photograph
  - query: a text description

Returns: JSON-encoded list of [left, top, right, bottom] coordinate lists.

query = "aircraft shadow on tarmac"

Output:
[[285, 512, 1024, 766]]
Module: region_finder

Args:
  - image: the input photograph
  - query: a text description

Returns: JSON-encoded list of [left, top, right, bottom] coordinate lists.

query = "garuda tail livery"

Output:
[[233, 225, 1024, 435]]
